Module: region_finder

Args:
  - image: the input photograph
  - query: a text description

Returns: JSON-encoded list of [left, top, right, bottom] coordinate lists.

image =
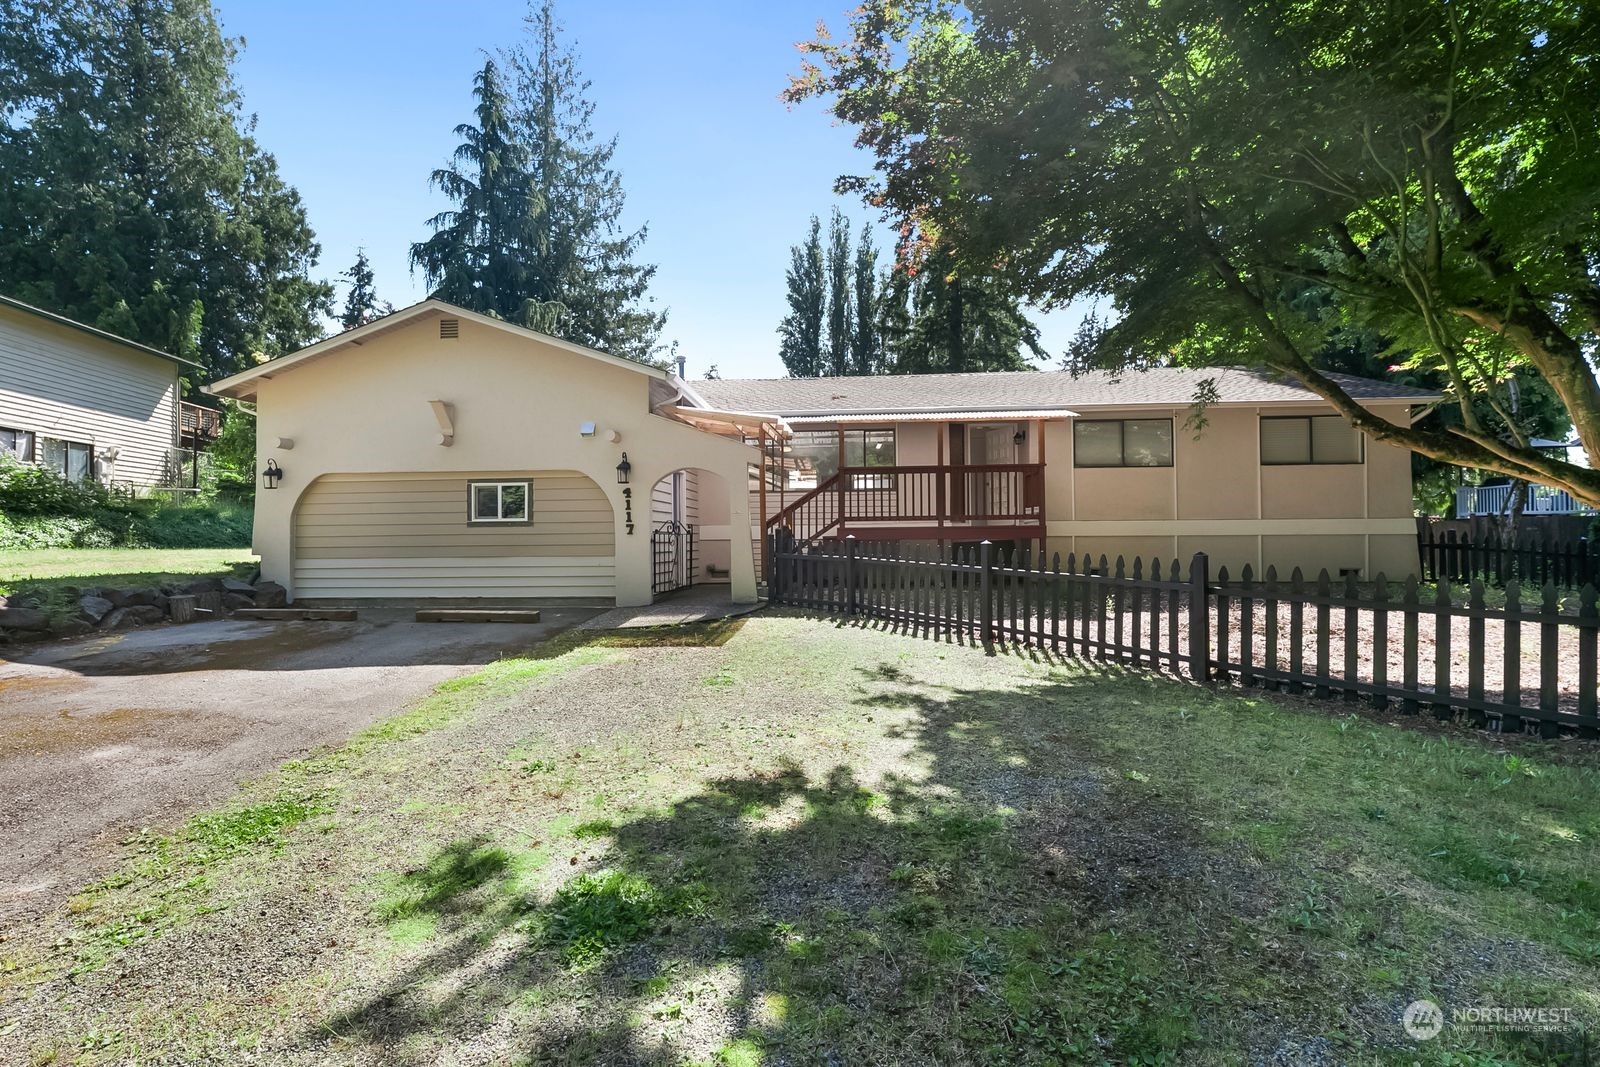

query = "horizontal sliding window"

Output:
[[784, 428, 896, 490], [0, 427, 34, 463], [1073, 419, 1173, 468], [1261, 416, 1363, 465], [469, 481, 530, 523], [40, 437, 92, 481]]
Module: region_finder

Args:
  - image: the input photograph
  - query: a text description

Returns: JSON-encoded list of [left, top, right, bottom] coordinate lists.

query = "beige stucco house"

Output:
[[209, 299, 1435, 608], [206, 300, 781, 607], [0, 294, 200, 487]]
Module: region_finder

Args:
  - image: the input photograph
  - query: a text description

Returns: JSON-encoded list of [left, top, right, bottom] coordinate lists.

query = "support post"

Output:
[[845, 535, 859, 616], [980, 539, 995, 655], [1187, 551, 1211, 681]]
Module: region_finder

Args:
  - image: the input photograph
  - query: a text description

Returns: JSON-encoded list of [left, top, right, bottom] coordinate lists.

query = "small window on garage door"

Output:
[[468, 481, 530, 523]]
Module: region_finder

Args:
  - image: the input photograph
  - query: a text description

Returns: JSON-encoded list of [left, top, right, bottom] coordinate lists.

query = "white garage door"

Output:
[[293, 472, 616, 599]]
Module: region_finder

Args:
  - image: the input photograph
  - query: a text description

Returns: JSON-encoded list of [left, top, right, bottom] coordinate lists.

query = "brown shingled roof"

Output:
[[692, 366, 1437, 416]]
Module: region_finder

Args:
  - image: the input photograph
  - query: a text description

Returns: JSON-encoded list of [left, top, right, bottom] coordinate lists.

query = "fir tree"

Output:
[[777, 215, 826, 378], [886, 246, 1042, 374], [338, 249, 391, 330], [502, 0, 664, 360], [0, 0, 331, 378]]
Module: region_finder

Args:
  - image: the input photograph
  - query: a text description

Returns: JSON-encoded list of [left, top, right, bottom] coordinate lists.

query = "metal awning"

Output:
[[785, 408, 1077, 426], [658, 403, 792, 440]]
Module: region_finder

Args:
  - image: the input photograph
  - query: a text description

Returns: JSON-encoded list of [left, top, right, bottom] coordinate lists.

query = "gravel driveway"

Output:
[[0, 606, 602, 920]]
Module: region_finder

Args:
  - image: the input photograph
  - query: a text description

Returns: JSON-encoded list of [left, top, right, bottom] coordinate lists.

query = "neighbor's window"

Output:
[[0, 427, 34, 462], [469, 481, 530, 522], [1073, 419, 1173, 467], [40, 437, 92, 481], [1260, 416, 1364, 465]]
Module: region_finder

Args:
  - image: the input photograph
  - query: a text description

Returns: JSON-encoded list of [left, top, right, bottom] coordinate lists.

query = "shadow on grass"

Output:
[[315, 655, 1596, 1067]]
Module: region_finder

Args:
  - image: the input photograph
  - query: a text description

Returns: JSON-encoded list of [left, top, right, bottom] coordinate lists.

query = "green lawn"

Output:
[[0, 547, 257, 614], [3, 614, 1598, 1065]]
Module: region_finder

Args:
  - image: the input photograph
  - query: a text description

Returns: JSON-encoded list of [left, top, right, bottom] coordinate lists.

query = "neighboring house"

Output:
[[206, 300, 781, 607], [0, 294, 201, 488], [694, 368, 1438, 580]]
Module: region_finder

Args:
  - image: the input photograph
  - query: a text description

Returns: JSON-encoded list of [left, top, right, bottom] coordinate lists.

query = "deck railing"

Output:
[[179, 402, 222, 446], [1456, 483, 1596, 518], [767, 463, 1044, 545]]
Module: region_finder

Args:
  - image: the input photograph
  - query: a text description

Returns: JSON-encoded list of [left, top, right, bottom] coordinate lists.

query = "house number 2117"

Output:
[[623, 487, 634, 535]]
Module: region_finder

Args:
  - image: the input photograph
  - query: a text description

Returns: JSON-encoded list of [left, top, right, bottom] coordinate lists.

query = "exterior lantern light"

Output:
[[615, 452, 631, 485], [1013, 428, 1027, 445], [262, 458, 284, 490]]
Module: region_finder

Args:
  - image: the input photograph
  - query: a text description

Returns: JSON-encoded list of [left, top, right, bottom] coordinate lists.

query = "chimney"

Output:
[[674, 354, 687, 378]]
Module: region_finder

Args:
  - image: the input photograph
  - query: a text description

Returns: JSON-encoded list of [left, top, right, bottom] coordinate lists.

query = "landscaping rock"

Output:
[[98, 588, 129, 608], [100, 605, 165, 629], [120, 587, 165, 609], [50, 618, 94, 639], [253, 581, 288, 608], [182, 577, 224, 595], [221, 578, 256, 596], [222, 592, 256, 612], [0, 606, 50, 632], [77, 595, 115, 624]]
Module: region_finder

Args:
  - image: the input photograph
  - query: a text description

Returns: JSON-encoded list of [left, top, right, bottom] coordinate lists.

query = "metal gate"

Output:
[[651, 521, 696, 597]]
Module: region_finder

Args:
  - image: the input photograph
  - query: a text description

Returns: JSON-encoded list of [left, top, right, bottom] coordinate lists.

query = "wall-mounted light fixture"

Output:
[[1013, 427, 1027, 445], [262, 458, 284, 490], [615, 452, 632, 485]]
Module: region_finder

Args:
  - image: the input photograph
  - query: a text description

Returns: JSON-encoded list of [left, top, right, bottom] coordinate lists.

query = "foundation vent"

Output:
[[439, 318, 460, 340]]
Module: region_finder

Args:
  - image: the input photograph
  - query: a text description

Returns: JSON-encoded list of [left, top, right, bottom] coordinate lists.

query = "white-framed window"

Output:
[[1260, 416, 1364, 465], [40, 437, 93, 481], [468, 481, 530, 523], [1072, 419, 1174, 467], [0, 426, 34, 462]]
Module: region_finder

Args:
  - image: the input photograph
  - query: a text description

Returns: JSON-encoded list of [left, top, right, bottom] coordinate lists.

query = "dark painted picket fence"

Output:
[[768, 537, 1600, 738], [1418, 525, 1600, 589]]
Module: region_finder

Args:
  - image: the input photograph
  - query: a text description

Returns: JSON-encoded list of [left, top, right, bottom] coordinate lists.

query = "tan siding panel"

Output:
[[293, 472, 615, 598]]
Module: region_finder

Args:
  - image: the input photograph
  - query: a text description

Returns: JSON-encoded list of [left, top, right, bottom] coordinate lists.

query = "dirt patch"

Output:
[[0, 706, 202, 759]]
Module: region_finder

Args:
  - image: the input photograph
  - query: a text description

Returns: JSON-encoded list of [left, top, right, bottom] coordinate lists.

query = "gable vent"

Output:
[[439, 318, 460, 340]]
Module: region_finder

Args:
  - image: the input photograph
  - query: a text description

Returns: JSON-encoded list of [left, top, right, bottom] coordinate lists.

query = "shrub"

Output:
[[0, 456, 251, 549], [0, 453, 113, 515]]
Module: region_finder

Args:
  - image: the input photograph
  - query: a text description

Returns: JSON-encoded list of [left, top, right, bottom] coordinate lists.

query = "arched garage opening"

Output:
[[647, 466, 735, 602], [290, 470, 616, 601]]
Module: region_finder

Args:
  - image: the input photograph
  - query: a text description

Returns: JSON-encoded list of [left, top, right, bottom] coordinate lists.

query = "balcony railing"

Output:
[[769, 463, 1045, 545], [1455, 483, 1596, 519], [179, 402, 223, 447]]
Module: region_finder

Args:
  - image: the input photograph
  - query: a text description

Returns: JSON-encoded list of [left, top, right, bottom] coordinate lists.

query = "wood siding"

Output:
[[0, 307, 179, 486], [293, 471, 615, 599]]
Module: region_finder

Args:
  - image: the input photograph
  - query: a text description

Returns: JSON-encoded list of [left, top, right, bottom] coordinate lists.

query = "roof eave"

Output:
[[0, 293, 200, 370]]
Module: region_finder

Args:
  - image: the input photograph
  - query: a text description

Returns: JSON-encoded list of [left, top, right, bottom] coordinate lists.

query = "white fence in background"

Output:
[[1455, 483, 1596, 518]]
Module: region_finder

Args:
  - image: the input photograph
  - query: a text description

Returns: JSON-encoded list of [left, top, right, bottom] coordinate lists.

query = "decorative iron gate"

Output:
[[652, 522, 696, 597]]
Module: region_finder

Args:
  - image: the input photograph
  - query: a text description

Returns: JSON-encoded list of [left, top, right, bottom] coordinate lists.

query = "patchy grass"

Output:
[[3, 614, 1598, 1066], [0, 547, 257, 626]]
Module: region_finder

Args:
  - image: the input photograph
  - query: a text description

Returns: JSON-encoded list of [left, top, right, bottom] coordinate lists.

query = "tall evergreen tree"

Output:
[[778, 216, 826, 378], [824, 207, 853, 376], [885, 246, 1042, 374], [338, 249, 392, 330], [850, 229, 880, 375], [0, 0, 331, 379], [411, 61, 550, 325], [502, 0, 664, 360]]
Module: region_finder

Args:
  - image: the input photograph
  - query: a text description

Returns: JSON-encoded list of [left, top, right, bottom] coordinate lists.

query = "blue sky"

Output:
[[224, 0, 1074, 379]]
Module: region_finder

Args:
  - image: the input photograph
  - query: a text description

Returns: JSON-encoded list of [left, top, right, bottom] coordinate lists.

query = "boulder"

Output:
[[182, 577, 224, 595], [0, 606, 50, 632], [221, 578, 256, 596], [77, 595, 115, 624], [253, 581, 288, 608], [120, 587, 164, 608], [98, 588, 129, 608], [223, 592, 256, 612], [51, 618, 95, 638], [101, 605, 166, 629]]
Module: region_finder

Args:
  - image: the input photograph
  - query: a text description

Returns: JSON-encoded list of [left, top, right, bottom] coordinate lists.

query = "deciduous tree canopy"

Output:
[[789, 0, 1600, 502]]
